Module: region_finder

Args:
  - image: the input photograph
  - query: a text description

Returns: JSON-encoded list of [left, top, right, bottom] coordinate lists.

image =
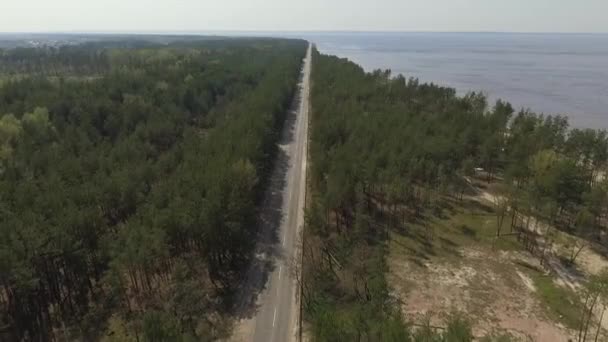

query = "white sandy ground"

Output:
[[388, 177, 608, 341], [517, 270, 537, 292], [389, 246, 574, 341], [473, 185, 608, 335]]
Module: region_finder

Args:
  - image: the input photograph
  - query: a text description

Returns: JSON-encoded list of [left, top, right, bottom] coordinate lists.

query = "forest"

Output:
[[2, 37, 607, 342], [0, 38, 307, 341], [303, 49, 608, 341]]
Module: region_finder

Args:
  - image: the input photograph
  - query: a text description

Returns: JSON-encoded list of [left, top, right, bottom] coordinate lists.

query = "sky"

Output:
[[2, 0, 608, 33]]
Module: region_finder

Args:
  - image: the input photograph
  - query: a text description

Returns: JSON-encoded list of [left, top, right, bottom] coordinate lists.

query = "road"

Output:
[[252, 42, 311, 342], [232, 43, 311, 342]]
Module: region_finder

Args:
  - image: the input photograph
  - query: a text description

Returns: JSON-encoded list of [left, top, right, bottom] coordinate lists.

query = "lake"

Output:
[[303, 32, 608, 129]]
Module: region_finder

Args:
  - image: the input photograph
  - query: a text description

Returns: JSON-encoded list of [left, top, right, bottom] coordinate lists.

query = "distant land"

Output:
[[302, 32, 608, 129], [2, 31, 607, 129], [0, 33, 229, 48]]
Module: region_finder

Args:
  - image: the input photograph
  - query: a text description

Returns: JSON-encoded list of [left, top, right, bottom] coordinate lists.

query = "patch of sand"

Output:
[[517, 270, 537, 292], [496, 314, 570, 342], [389, 247, 573, 341], [464, 179, 608, 338], [577, 247, 608, 276]]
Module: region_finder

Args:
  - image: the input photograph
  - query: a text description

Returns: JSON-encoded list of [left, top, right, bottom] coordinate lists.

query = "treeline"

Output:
[[0, 38, 307, 341], [500, 113, 608, 264], [0, 38, 292, 77], [0, 45, 110, 75], [303, 49, 607, 340]]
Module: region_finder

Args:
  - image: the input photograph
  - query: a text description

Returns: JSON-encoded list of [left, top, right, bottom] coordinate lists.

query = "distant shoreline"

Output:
[[1, 30, 608, 36], [311, 32, 608, 130]]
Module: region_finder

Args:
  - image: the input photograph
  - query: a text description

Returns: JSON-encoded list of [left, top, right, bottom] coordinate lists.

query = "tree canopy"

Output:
[[0, 38, 307, 341], [303, 47, 608, 341]]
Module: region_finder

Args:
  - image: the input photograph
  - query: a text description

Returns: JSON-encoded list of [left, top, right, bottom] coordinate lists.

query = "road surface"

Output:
[[232, 43, 311, 342]]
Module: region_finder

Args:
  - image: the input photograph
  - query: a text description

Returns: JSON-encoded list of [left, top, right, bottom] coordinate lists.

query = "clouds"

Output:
[[1, 0, 607, 33]]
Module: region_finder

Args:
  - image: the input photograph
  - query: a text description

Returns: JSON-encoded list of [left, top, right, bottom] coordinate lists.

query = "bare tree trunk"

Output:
[[594, 306, 605, 342], [510, 208, 517, 232], [540, 236, 552, 267], [579, 293, 591, 342], [570, 244, 587, 265], [583, 294, 600, 342]]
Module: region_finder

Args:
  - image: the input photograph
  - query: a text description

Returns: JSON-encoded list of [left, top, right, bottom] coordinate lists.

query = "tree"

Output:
[[583, 183, 608, 226], [305, 46, 608, 341], [568, 208, 595, 265], [142, 311, 181, 342], [0, 38, 309, 340], [441, 314, 474, 341], [578, 270, 608, 342], [493, 195, 509, 238], [480, 133, 502, 181], [0, 113, 21, 161]]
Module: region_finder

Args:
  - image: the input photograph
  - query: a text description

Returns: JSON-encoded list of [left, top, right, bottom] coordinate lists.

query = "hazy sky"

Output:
[[2, 0, 608, 33]]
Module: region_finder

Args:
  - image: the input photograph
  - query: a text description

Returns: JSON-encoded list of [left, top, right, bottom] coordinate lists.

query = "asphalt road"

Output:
[[248, 43, 311, 342]]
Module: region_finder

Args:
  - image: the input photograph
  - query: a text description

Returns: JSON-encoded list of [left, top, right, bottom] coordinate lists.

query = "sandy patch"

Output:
[[577, 246, 608, 276], [462, 179, 608, 339], [517, 270, 537, 292], [496, 314, 570, 342], [389, 247, 573, 341]]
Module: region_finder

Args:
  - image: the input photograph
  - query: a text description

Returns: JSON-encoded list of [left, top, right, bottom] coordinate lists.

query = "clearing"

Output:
[[389, 179, 608, 341]]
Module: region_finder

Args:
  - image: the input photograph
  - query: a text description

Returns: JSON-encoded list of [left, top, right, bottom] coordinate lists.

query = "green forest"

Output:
[[303, 49, 608, 341], [0, 38, 307, 341], [2, 37, 608, 342]]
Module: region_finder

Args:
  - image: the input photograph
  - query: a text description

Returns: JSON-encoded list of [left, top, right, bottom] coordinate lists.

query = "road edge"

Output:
[[295, 42, 312, 342]]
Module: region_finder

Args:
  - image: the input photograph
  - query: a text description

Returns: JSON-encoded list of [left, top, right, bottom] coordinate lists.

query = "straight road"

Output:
[[252, 42, 311, 342], [232, 43, 311, 342]]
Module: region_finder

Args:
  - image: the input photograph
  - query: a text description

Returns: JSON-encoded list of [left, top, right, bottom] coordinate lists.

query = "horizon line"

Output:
[[1, 29, 608, 36]]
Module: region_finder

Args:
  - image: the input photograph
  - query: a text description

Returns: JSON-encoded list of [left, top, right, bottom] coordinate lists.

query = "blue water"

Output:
[[303, 32, 608, 129]]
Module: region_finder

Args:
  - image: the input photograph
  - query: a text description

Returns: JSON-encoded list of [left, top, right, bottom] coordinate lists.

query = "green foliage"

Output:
[[442, 315, 474, 341], [0, 38, 307, 340], [304, 49, 508, 341], [527, 270, 581, 329], [304, 47, 607, 340], [0, 113, 21, 160], [142, 311, 181, 342]]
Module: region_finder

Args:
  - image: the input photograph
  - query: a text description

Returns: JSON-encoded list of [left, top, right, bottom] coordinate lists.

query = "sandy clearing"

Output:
[[470, 181, 608, 337], [389, 245, 573, 341]]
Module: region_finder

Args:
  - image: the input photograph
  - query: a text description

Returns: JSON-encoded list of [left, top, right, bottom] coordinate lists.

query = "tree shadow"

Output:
[[460, 198, 494, 215], [432, 204, 452, 220], [459, 224, 478, 240], [391, 238, 431, 268], [514, 260, 544, 274], [556, 255, 588, 279], [588, 242, 608, 261], [227, 67, 305, 320]]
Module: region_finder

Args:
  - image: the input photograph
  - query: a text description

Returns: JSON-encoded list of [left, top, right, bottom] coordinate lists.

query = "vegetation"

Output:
[[2, 37, 607, 341], [0, 38, 307, 341], [526, 267, 582, 329], [303, 48, 608, 340]]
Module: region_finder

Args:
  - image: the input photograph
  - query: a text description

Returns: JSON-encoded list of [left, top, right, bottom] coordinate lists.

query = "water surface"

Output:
[[305, 32, 608, 129]]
